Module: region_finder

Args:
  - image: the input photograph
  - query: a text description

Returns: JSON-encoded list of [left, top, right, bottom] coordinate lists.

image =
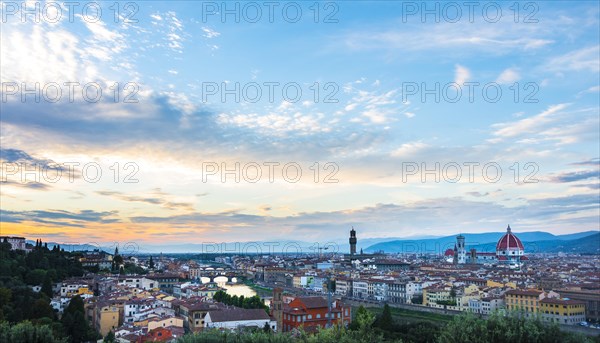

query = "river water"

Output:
[[200, 276, 271, 305]]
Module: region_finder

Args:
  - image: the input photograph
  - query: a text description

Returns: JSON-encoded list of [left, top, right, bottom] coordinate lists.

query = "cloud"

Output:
[[216, 111, 331, 136], [496, 68, 521, 84], [454, 64, 470, 85], [490, 103, 570, 140], [544, 45, 600, 73], [571, 158, 600, 167], [549, 170, 599, 183], [390, 142, 429, 157], [0, 180, 51, 190], [0, 148, 76, 185], [96, 190, 195, 211], [339, 20, 554, 55], [1, 209, 120, 227], [122, 194, 599, 242], [466, 191, 489, 197], [202, 27, 221, 39]]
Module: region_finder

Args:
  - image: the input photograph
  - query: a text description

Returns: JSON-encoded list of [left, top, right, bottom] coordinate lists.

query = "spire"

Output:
[[507, 224, 512, 233]]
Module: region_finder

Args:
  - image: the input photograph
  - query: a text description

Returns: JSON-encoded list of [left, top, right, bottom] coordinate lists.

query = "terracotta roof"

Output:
[[296, 297, 328, 309]]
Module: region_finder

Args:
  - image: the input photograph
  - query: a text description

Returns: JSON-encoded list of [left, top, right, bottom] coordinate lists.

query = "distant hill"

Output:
[[365, 231, 600, 254]]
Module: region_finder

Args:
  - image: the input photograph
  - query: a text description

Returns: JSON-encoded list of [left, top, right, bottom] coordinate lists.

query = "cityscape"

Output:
[[1, 1, 599, 343]]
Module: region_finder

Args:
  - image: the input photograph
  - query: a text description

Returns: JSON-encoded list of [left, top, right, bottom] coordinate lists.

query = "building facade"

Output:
[[282, 296, 351, 332]]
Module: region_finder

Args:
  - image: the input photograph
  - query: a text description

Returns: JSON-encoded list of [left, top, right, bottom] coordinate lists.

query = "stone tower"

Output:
[[272, 287, 283, 331], [349, 227, 357, 255], [456, 234, 466, 264]]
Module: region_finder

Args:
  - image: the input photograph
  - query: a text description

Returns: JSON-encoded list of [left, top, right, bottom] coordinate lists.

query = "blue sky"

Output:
[[1, 1, 598, 246]]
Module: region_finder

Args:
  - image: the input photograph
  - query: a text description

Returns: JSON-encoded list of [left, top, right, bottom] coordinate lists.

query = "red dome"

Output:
[[444, 249, 455, 256], [496, 225, 524, 251]]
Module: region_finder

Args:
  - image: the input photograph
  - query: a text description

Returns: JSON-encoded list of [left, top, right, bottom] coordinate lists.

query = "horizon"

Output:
[[10, 227, 599, 254], [1, 1, 599, 245]]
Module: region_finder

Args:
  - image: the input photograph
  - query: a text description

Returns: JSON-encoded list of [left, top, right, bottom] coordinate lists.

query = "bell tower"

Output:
[[349, 227, 357, 255], [456, 234, 466, 264]]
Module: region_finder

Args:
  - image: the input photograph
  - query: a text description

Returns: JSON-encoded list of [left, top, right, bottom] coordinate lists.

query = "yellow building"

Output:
[[540, 298, 586, 325], [148, 316, 184, 330], [77, 287, 93, 296], [95, 303, 120, 336], [423, 287, 451, 306], [505, 289, 545, 317], [487, 280, 517, 289]]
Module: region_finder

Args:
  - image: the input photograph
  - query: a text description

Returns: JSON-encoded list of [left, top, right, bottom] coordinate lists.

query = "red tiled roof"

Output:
[[296, 297, 328, 309]]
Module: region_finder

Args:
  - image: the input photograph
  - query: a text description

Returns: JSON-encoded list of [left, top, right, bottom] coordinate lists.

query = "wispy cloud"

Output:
[[544, 45, 600, 73], [496, 68, 521, 84]]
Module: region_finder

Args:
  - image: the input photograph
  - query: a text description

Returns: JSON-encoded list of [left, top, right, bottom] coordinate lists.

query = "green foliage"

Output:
[[174, 307, 598, 343], [41, 274, 53, 298], [61, 295, 98, 343], [411, 294, 423, 305], [121, 262, 147, 275], [213, 290, 269, 312], [0, 321, 67, 343], [0, 245, 100, 342], [376, 304, 394, 332], [435, 300, 457, 306], [25, 269, 47, 286], [104, 330, 115, 342], [438, 311, 598, 343], [176, 325, 389, 343]]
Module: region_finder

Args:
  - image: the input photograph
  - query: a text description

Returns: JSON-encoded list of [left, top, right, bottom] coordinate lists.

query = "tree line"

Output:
[[212, 290, 269, 312], [0, 240, 99, 342]]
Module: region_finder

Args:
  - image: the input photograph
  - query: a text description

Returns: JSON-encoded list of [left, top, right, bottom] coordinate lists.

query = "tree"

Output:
[[25, 269, 46, 286], [411, 294, 423, 305], [104, 330, 115, 342], [376, 304, 393, 331], [41, 274, 53, 298], [449, 287, 457, 300], [31, 298, 55, 320], [61, 295, 91, 343], [349, 306, 375, 332], [149, 256, 155, 269], [0, 321, 66, 343], [262, 321, 271, 333]]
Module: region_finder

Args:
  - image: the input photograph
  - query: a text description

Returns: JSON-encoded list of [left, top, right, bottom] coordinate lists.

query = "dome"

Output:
[[444, 248, 455, 256], [496, 225, 524, 251]]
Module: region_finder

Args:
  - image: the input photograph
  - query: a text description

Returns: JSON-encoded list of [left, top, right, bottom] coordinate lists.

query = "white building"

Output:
[[352, 280, 368, 299], [334, 279, 351, 297], [0, 236, 26, 250], [406, 281, 423, 303], [60, 282, 91, 297], [204, 308, 276, 331], [118, 277, 157, 290]]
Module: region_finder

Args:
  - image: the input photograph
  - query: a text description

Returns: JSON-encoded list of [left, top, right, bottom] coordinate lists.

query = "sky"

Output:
[[0, 0, 599, 249]]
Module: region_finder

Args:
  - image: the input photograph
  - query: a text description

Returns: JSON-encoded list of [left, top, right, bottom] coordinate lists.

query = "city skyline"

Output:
[[1, 1, 599, 245]]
